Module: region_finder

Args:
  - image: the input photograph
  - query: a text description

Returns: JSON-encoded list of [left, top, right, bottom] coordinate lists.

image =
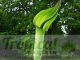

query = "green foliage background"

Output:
[[0, 0, 80, 35], [0, 0, 80, 58]]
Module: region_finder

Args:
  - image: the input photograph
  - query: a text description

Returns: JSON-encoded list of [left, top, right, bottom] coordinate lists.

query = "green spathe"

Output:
[[33, 1, 60, 31]]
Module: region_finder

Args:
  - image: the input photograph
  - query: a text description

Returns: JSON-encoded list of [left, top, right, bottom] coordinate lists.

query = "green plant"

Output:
[[61, 40, 76, 58], [33, 0, 61, 60]]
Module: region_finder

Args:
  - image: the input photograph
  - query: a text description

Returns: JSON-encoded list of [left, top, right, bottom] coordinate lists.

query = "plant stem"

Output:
[[33, 27, 45, 60]]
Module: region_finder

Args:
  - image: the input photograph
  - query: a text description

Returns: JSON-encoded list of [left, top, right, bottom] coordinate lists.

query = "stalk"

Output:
[[33, 27, 45, 60]]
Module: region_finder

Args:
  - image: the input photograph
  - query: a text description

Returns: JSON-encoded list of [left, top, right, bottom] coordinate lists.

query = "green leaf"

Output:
[[43, 14, 57, 31], [33, 1, 60, 31]]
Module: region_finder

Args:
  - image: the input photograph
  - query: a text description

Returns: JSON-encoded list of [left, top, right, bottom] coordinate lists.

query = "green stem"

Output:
[[33, 27, 45, 60]]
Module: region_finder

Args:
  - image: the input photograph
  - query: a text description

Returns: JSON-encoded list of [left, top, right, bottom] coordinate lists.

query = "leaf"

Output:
[[33, 1, 60, 31], [43, 14, 57, 31]]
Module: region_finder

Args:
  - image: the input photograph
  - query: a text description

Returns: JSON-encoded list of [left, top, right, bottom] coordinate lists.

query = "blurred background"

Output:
[[0, 0, 80, 35]]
